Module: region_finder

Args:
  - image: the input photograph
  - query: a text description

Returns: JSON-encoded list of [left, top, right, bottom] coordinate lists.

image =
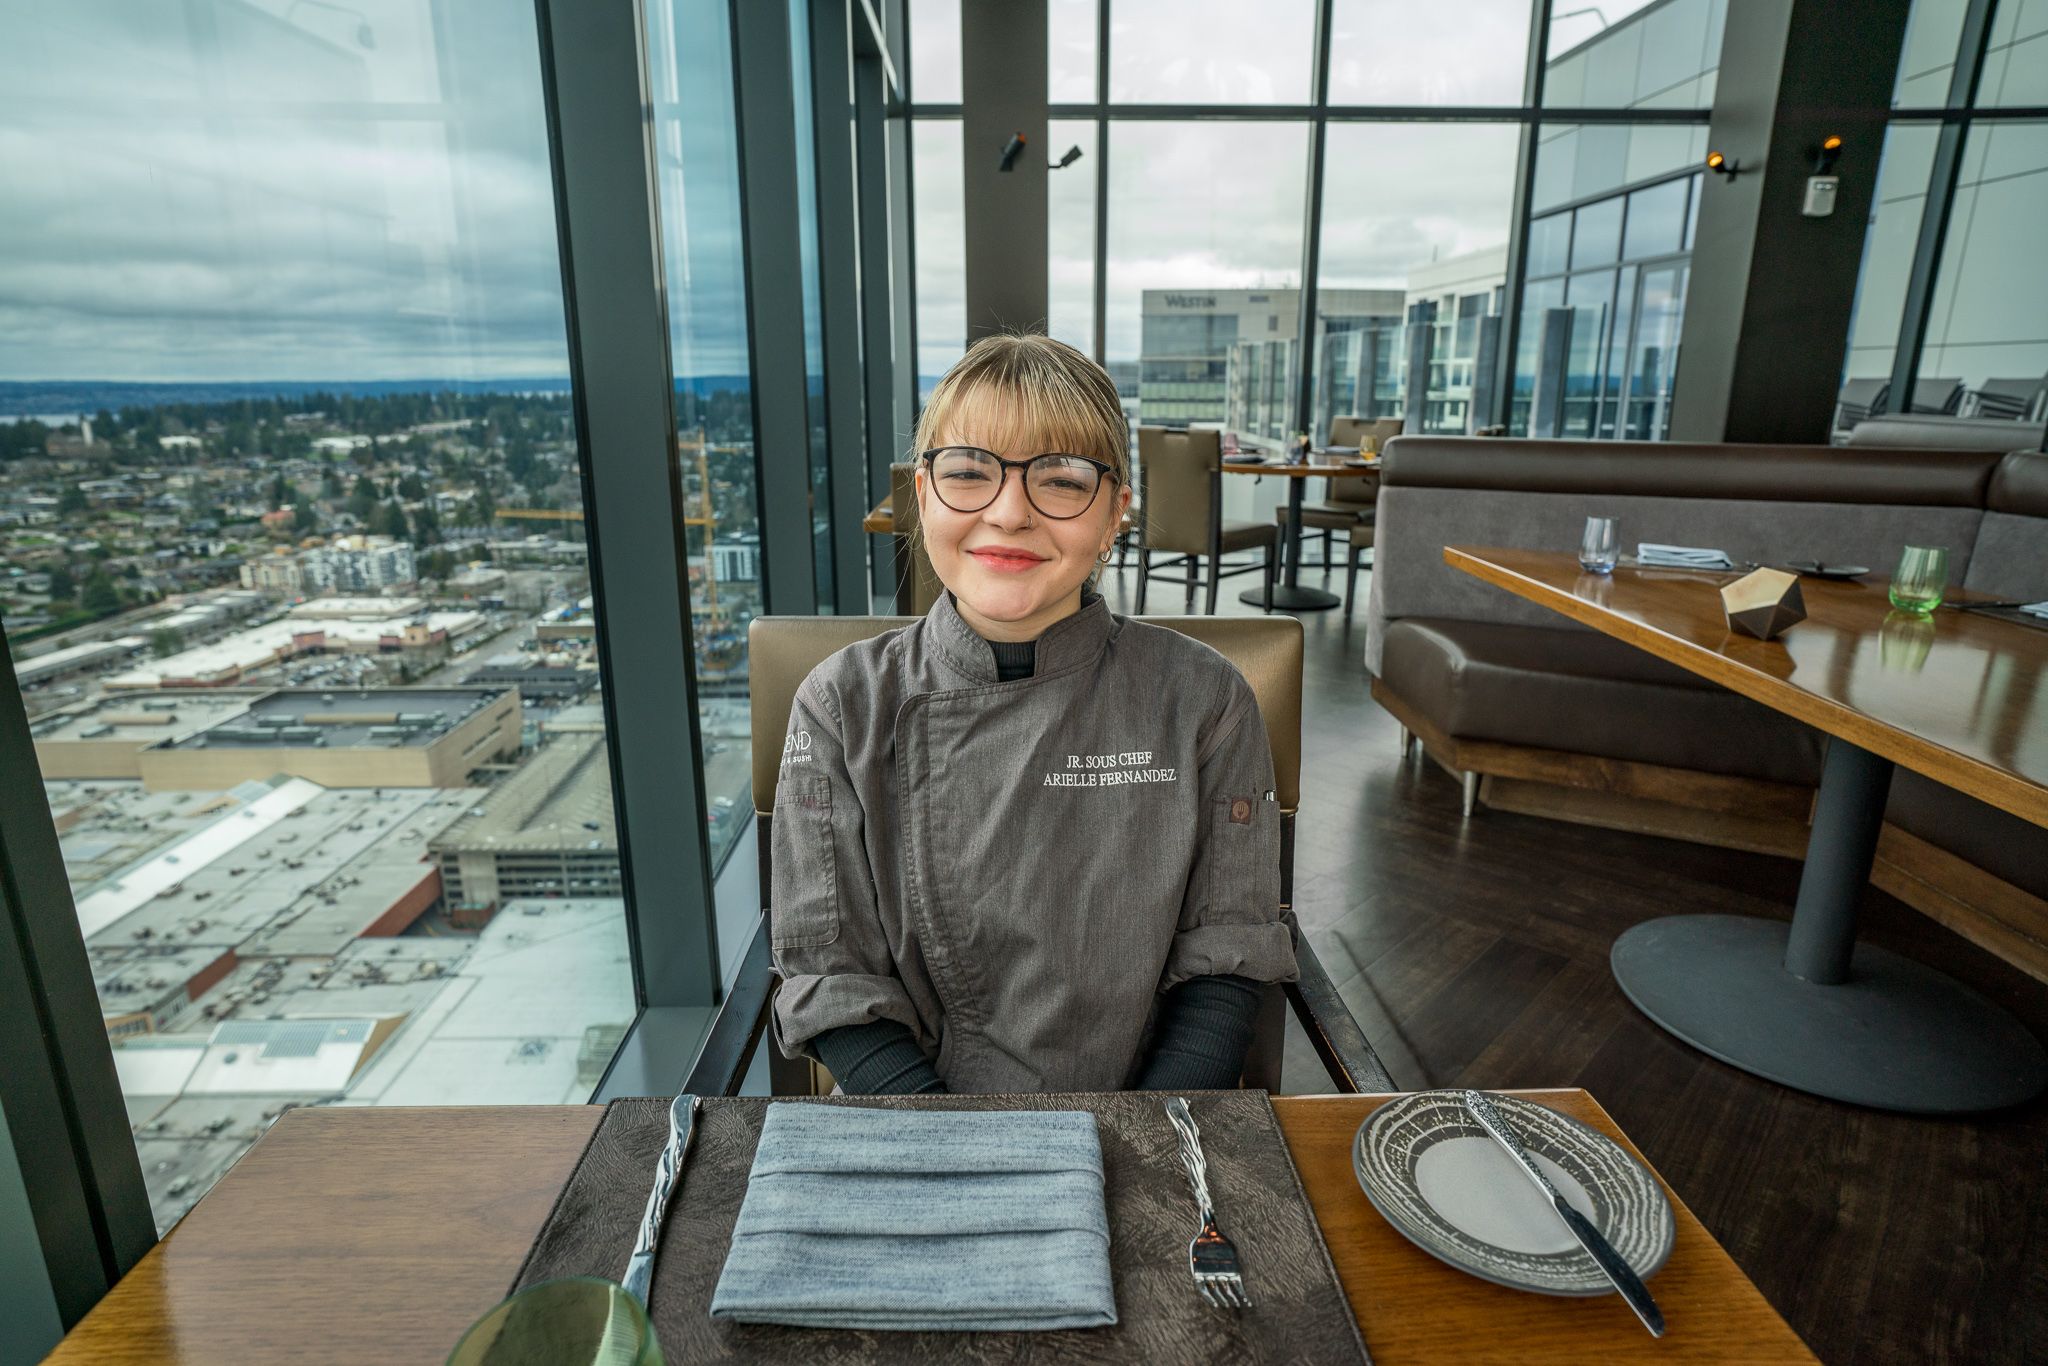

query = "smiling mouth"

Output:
[[967, 548, 1047, 570]]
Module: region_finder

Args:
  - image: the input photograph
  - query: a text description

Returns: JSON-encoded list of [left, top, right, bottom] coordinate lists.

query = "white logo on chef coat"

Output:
[[781, 729, 813, 768], [1042, 748, 1178, 787]]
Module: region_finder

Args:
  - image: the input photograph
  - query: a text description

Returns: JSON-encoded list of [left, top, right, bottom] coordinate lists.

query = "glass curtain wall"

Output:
[[0, 0, 638, 1234], [1509, 0, 1722, 435], [645, 0, 767, 867], [1836, 0, 2048, 435], [906, 0, 1717, 457]]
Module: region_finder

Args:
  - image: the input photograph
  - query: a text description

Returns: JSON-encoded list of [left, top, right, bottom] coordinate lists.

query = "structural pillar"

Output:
[[961, 0, 1048, 340], [1668, 0, 1912, 443]]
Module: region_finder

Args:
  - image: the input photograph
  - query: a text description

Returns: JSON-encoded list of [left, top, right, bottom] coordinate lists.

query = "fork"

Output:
[[1163, 1097, 1252, 1310]]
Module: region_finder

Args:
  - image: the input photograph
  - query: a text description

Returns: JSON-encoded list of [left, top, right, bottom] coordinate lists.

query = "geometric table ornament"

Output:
[[1719, 567, 1806, 640]]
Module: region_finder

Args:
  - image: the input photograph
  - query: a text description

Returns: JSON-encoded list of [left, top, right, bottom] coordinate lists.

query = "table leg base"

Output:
[[1240, 584, 1340, 611], [1611, 914, 2048, 1113]]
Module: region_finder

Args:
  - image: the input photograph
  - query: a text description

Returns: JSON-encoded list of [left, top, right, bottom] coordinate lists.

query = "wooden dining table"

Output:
[[49, 1089, 1810, 1364], [1445, 546, 2048, 1113], [1220, 452, 1379, 611]]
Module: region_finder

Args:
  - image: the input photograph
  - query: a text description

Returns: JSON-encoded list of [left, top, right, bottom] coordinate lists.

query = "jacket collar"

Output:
[[926, 587, 1115, 685]]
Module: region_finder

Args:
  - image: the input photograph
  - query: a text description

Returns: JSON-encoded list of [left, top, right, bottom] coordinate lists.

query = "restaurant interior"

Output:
[[6, 0, 2047, 1361]]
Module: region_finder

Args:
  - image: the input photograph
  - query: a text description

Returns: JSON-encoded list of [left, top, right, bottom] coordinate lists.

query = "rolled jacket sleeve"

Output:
[[768, 682, 924, 1059], [1160, 679, 1299, 990]]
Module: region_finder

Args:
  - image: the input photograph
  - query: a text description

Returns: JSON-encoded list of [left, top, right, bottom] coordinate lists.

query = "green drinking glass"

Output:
[[446, 1278, 663, 1366], [1887, 545, 1948, 615]]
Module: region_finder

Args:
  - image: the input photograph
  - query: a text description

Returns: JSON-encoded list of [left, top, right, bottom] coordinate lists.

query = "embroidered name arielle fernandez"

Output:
[[1043, 750, 1178, 787]]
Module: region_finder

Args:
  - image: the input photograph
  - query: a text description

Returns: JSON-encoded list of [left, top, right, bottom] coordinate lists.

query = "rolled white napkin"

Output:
[[2020, 602, 2048, 620], [1636, 543, 1735, 569]]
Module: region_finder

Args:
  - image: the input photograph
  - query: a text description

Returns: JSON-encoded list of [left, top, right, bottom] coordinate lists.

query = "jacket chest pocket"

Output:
[[770, 774, 839, 950]]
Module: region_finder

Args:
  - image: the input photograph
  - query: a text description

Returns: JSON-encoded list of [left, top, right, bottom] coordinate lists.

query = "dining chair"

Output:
[[1135, 427, 1278, 614], [740, 613, 1395, 1098], [1276, 417, 1397, 618], [886, 461, 942, 615]]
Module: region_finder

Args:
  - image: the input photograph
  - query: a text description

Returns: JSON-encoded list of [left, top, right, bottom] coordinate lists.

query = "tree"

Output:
[[412, 503, 440, 546], [151, 628, 183, 658], [59, 484, 88, 515], [376, 499, 410, 540], [396, 472, 426, 500], [269, 471, 289, 510], [293, 501, 320, 533], [348, 475, 379, 524], [47, 565, 75, 600], [82, 568, 121, 616]]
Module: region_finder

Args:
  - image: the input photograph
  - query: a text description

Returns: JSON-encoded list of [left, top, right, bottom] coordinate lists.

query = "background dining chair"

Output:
[[1275, 417, 1396, 617], [742, 612, 1395, 1097], [1135, 427, 1277, 614], [887, 461, 942, 615]]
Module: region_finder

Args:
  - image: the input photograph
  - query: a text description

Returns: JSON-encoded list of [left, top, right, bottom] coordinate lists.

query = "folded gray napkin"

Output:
[[708, 1103, 1116, 1332], [1636, 542, 1735, 568]]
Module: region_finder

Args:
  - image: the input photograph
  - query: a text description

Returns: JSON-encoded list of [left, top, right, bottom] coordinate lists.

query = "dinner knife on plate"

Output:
[[1460, 1090, 1665, 1338], [621, 1093, 701, 1308]]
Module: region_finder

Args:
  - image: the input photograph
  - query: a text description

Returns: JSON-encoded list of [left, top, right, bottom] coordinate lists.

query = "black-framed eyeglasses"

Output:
[[920, 446, 1119, 520]]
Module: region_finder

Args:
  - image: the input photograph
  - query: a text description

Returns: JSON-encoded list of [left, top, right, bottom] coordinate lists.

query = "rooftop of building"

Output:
[[155, 686, 508, 752], [30, 689, 261, 745], [102, 609, 485, 688], [429, 733, 616, 855], [71, 778, 479, 950]]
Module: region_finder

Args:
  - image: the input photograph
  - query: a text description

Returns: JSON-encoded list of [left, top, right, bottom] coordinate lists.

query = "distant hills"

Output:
[[0, 376, 755, 418]]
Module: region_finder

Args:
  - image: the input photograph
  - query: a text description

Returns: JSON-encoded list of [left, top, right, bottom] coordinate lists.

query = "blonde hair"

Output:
[[911, 333, 1129, 487]]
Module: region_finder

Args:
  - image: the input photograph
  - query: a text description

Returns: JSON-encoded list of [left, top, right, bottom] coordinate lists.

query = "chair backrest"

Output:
[[1328, 415, 1403, 451], [887, 461, 942, 614], [749, 613, 1303, 815], [1139, 428, 1217, 555]]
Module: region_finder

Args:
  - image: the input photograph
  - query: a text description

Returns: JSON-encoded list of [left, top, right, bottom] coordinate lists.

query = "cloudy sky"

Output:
[[2, 0, 1665, 385]]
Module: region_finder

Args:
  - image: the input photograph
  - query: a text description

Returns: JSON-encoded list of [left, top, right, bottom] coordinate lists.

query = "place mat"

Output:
[[509, 1092, 1369, 1364]]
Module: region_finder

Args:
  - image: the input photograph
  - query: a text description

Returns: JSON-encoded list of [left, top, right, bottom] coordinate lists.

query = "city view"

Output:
[[1, 382, 759, 1232]]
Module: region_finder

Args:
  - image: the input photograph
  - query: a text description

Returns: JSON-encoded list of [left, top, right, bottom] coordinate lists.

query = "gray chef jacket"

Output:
[[769, 589, 1298, 1094]]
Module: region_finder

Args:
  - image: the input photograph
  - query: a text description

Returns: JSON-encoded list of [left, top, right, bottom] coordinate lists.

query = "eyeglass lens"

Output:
[[929, 447, 1103, 519]]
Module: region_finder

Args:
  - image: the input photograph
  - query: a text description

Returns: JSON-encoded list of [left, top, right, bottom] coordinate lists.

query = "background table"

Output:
[[1222, 455, 1378, 611], [50, 1090, 1808, 1364], [1445, 546, 2048, 1112]]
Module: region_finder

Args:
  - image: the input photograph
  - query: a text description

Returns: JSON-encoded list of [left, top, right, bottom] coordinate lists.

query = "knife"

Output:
[[1461, 1089, 1665, 1338], [621, 1093, 701, 1307]]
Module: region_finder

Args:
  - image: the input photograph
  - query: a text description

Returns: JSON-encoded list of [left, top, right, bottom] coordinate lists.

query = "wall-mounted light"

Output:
[[1050, 145, 1084, 171], [1804, 136, 1843, 217], [1706, 150, 1742, 181], [997, 133, 1027, 173]]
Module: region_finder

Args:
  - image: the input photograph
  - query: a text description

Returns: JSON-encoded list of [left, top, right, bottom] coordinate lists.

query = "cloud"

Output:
[[0, 0, 752, 383]]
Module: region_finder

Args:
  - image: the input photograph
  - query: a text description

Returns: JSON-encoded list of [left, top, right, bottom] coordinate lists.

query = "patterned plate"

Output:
[[1352, 1090, 1675, 1296]]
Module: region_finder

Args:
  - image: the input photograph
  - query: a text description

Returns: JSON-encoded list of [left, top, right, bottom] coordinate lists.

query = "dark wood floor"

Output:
[[1098, 559, 2048, 1366]]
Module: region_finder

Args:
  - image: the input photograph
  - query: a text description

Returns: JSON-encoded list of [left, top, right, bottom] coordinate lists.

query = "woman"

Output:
[[770, 333, 1297, 1095]]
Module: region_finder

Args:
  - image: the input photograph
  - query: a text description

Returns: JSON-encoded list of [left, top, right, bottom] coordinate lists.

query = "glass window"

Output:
[[1920, 121, 2048, 414], [1570, 198, 1623, 269], [1527, 212, 1572, 277], [912, 120, 966, 394], [787, 0, 833, 611], [1622, 178, 1689, 260], [649, 0, 769, 868], [1839, 122, 1940, 420], [1105, 121, 1308, 446], [1982, 24, 2048, 108], [3, 0, 635, 1234], [1326, 0, 1530, 106], [1314, 123, 1519, 435], [1892, 0, 1965, 107], [910, 0, 961, 102], [1108, 0, 1317, 104], [1050, 0, 1100, 101], [1048, 119, 1099, 352], [1543, 0, 1722, 109]]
